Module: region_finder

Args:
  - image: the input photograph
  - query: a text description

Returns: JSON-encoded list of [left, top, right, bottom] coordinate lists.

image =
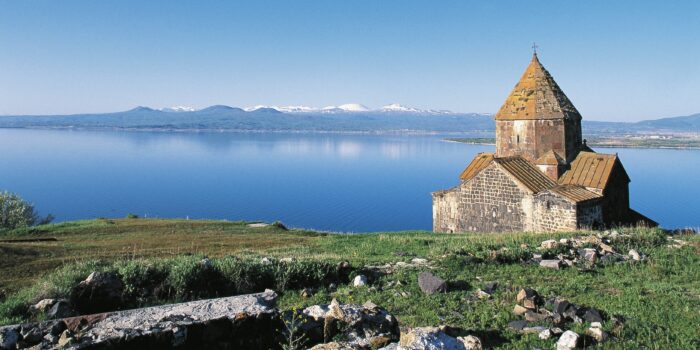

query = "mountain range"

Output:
[[0, 104, 698, 135]]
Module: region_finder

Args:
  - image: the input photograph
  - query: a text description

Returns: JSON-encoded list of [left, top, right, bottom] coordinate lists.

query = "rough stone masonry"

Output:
[[433, 53, 656, 233]]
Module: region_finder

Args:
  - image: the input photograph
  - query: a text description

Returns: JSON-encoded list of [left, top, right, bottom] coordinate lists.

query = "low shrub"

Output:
[[0, 256, 346, 325], [0, 191, 53, 230]]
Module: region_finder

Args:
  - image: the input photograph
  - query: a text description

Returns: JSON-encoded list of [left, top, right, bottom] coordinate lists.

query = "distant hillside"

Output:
[[0, 106, 494, 133], [0, 106, 698, 134], [585, 113, 700, 134]]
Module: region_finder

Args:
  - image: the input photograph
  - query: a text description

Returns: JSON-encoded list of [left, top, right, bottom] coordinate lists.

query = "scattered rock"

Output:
[[69, 272, 124, 314], [583, 308, 604, 323], [46, 300, 73, 319], [522, 326, 548, 334], [57, 329, 74, 348], [516, 288, 541, 309], [0, 326, 19, 349], [540, 259, 563, 269], [524, 310, 550, 322], [417, 272, 447, 295], [483, 282, 498, 295], [49, 321, 66, 336], [411, 258, 428, 265], [247, 222, 269, 228], [551, 327, 564, 335], [43, 333, 58, 344], [628, 249, 641, 261], [199, 257, 213, 268], [556, 330, 580, 350], [579, 248, 598, 263], [553, 299, 570, 314], [310, 341, 360, 349], [20, 325, 42, 345], [513, 305, 528, 316], [260, 257, 272, 265], [29, 299, 56, 315], [540, 240, 559, 250], [353, 275, 368, 287], [586, 326, 608, 343], [459, 335, 482, 350], [301, 288, 313, 298], [27, 290, 280, 349], [538, 328, 552, 340], [363, 300, 378, 310], [507, 320, 529, 331], [599, 243, 615, 254], [303, 299, 399, 349], [396, 327, 470, 350], [280, 257, 296, 263], [476, 289, 491, 299]]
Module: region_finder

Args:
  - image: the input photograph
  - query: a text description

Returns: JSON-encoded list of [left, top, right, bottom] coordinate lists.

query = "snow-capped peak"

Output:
[[160, 106, 197, 112], [380, 103, 422, 113], [337, 103, 370, 112], [244, 105, 273, 112], [242, 103, 460, 114]]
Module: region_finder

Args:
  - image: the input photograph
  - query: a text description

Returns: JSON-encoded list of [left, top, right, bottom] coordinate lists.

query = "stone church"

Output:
[[432, 53, 656, 233]]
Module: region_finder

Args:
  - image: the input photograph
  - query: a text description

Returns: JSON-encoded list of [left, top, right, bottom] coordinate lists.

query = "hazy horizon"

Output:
[[1, 1, 698, 121]]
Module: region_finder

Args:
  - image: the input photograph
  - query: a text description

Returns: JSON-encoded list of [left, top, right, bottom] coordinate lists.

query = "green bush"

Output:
[[0, 191, 53, 230]]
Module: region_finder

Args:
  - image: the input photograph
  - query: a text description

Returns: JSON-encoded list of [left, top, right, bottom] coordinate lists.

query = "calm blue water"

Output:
[[0, 129, 697, 231]]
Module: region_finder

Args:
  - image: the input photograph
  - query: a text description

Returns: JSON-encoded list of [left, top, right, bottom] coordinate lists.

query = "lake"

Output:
[[0, 129, 697, 232]]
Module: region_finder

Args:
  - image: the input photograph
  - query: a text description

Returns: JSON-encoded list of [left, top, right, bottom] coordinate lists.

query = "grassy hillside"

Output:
[[0, 219, 698, 348]]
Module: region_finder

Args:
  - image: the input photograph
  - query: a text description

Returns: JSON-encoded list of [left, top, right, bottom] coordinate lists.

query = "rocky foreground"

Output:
[[1, 221, 697, 349], [0, 289, 483, 350]]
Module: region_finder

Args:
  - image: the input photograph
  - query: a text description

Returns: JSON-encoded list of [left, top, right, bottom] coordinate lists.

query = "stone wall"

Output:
[[577, 200, 604, 229], [532, 192, 578, 232], [532, 192, 603, 232], [433, 165, 528, 233], [601, 164, 630, 226], [496, 119, 566, 163], [563, 117, 583, 163]]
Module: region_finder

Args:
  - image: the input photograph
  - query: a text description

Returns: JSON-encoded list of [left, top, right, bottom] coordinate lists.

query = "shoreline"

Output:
[[444, 137, 700, 150]]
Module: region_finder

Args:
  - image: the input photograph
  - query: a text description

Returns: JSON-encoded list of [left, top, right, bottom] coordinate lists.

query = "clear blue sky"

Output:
[[1, 1, 698, 121]]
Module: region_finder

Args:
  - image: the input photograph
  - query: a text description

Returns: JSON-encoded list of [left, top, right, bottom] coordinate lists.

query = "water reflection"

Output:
[[0, 129, 696, 231]]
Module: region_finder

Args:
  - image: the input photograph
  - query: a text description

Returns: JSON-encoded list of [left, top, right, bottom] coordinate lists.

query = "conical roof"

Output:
[[495, 54, 581, 121]]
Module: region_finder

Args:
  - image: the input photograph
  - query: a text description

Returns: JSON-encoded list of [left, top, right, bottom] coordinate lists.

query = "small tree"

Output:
[[0, 191, 53, 230]]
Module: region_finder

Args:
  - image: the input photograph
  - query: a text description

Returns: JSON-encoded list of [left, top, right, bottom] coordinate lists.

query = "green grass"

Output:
[[1, 219, 698, 348]]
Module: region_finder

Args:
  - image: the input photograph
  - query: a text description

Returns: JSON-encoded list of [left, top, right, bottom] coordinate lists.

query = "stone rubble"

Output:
[[507, 287, 616, 347], [69, 272, 124, 315], [1, 290, 403, 350], [531, 231, 651, 270], [556, 330, 580, 350], [362, 257, 434, 277], [303, 298, 399, 349], [417, 272, 447, 295], [352, 275, 368, 287], [379, 326, 482, 350]]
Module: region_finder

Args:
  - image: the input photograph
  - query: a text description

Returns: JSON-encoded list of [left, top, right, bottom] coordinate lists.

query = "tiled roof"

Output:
[[495, 54, 582, 121], [459, 153, 494, 181], [558, 151, 628, 189], [548, 184, 602, 203], [535, 150, 566, 165], [494, 156, 556, 193]]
